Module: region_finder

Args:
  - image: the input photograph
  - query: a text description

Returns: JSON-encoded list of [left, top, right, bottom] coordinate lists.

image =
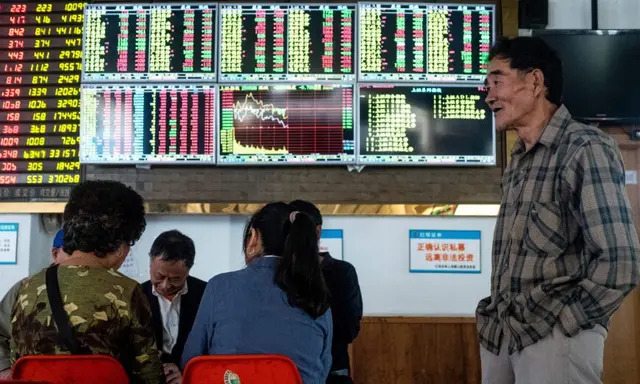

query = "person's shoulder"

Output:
[[5, 276, 28, 301], [327, 257, 357, 274], [318, 306, 333, 326], [187, 275, 207, 293], [82, 267, 144, 294], [17, 269, 46, 293], [140, 279, 152, 294], [209, 268, 247, 285], [563, 116, 617, 151]]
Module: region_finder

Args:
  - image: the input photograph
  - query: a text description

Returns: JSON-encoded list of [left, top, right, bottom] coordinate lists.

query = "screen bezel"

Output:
[[216, 2, 358, 83], [81, 3, 219, 83], [216, 82, 358, 166], [79, 83, 218, 164], [532, 29, 640, 123], [356, 82, 496, 166], [356, 2, 497, 83]]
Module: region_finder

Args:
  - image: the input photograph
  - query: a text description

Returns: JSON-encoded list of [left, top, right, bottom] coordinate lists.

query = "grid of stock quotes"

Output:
[[81, 4, 218, 164], [83, 4, 217, 81], [0, 2, 84, 200], [359, 3, 494, 82], [219, 4, 355, 81], [218, 84, 355, 164], [80, 85, 215, 163], [358, 85, 494, 164]]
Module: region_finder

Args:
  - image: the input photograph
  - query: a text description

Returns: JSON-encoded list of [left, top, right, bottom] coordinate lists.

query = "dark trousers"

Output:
[[327, 375, 354, 384]]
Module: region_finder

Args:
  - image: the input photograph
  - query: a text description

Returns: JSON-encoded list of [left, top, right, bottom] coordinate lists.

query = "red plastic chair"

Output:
[[0, 381, 50, 383], [12, 355, 129, 384], [183, 355, 303, 384]]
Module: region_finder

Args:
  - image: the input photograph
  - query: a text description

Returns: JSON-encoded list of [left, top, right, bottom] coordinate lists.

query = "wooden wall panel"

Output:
[[352, 310, 640, 384], [351, 317, 480, 384], [602, 127, 640, 384]]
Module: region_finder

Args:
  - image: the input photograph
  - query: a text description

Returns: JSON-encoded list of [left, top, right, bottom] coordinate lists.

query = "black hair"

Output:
[[289, 199, 322, 227], [243, 202, 330, 319], [63, 180, 146, 258], [149, 230, 196, 268], [489, 36, 563, 105]]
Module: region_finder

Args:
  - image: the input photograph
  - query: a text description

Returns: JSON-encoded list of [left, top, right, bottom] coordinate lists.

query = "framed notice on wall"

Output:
[[409, 230, 481, 273], [0, 223, 18, 265], [320, 229, 344, 260]]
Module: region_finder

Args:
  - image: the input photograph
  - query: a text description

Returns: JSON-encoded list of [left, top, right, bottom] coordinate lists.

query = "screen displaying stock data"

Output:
[[83, 4, 217, 81], [80, 84, 216, 163], [219, 4, 355, 81], [358, 84, 494, 165], [218, 84, 355, 164], [0, 2, 84, 200], [359, 3, 494, 82]]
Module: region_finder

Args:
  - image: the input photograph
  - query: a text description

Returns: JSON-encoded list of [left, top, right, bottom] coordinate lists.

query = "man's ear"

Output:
[[530, 68, 546, 98]]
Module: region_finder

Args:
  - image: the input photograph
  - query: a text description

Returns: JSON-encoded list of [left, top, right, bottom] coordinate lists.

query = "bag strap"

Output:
[[45, 264, 84, 354]]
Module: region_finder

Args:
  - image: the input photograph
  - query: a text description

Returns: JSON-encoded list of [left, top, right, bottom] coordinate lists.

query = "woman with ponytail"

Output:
[[181, 202, 332, 383]]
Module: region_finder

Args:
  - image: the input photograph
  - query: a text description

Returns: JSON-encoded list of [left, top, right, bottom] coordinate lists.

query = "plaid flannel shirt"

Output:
[[476, 105, 640, 355]]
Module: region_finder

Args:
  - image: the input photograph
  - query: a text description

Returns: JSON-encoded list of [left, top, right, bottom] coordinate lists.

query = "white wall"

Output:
[[323, 216, 494, 316], [0, 214, 55, 296], [0, 215, 32, 296], [547, 0, 591, 29], [1, 213, 495, 316], [124, 214, 495, 316], [126, 215, 239, 283], [546, 0, 640, 29]]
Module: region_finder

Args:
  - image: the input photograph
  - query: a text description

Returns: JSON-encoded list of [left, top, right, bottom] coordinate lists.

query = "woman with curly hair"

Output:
[[10, 180, 164, 384]]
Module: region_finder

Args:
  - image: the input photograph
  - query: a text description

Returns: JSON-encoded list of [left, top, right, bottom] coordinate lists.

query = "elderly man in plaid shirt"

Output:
[[477, 36, 640, 383]]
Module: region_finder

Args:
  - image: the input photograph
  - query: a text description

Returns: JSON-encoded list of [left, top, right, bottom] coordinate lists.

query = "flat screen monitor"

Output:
[[80, 84, 216, 163], [358, 84, 494, 165], [218, 84, 355, 164], [218, 4, 356, 82], [359, 3, 495, 82], [533, 30, 640, 123], [82, 4, 217, 82]]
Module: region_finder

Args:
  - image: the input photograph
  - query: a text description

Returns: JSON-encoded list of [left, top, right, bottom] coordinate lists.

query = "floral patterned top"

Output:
[[10, 265, 164, 384]]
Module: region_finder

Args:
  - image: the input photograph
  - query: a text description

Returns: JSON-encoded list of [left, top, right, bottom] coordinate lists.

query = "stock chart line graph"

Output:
[[219, 84, 355, 164], [233, 93, 289, 130]]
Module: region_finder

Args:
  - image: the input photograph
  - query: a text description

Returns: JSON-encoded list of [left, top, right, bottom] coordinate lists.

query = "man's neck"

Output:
[[513, 102, 559, 152]]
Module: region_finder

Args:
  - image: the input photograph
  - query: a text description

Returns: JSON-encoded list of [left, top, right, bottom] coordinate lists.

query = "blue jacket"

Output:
[[181, 256, 332, 384]]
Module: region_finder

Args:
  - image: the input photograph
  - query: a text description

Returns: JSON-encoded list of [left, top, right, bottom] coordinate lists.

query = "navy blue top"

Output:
[[181, 256, 332, 384]]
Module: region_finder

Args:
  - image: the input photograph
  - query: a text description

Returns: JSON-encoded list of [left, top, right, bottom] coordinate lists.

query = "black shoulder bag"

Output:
[[45, 264, 89, 354]]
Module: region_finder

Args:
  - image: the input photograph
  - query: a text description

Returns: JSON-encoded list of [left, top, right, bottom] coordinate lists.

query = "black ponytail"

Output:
[[276, 211, 330, 318], [245, 202, 330, 319]]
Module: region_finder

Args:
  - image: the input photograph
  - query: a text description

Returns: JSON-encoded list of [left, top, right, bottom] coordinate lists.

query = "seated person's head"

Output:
[[243, 202, 329, 318], [51, 229, 70, 264], [63, 180, 146, 269], [149, 230, 195, 298], [289, 199, 323, 239]]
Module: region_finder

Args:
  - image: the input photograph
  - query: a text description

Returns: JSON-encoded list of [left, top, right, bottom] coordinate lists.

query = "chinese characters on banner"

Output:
[[410, 230, 480, 273], [0, 223, 18, 264], [319, 229, 344, 260]]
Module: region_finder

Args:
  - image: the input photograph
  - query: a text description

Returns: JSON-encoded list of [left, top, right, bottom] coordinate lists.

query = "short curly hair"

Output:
[[62, 180, 146, 258]]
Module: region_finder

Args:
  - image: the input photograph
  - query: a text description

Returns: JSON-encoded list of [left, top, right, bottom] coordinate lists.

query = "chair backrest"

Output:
[[0, 381, 50, 383], [183, 355, 303, 384], [12, 355, 129, 384]]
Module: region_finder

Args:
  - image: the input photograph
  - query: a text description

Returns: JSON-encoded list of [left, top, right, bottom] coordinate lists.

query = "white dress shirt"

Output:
[[152, 281, 189, 355]]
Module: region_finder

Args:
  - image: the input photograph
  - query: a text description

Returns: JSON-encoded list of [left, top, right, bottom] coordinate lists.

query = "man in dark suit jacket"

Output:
[[290, 200, 363, 384], [141, 230, 206, 384]]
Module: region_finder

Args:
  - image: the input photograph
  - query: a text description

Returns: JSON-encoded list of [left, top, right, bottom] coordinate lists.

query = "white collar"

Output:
[[151, 278, 189, 299]]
